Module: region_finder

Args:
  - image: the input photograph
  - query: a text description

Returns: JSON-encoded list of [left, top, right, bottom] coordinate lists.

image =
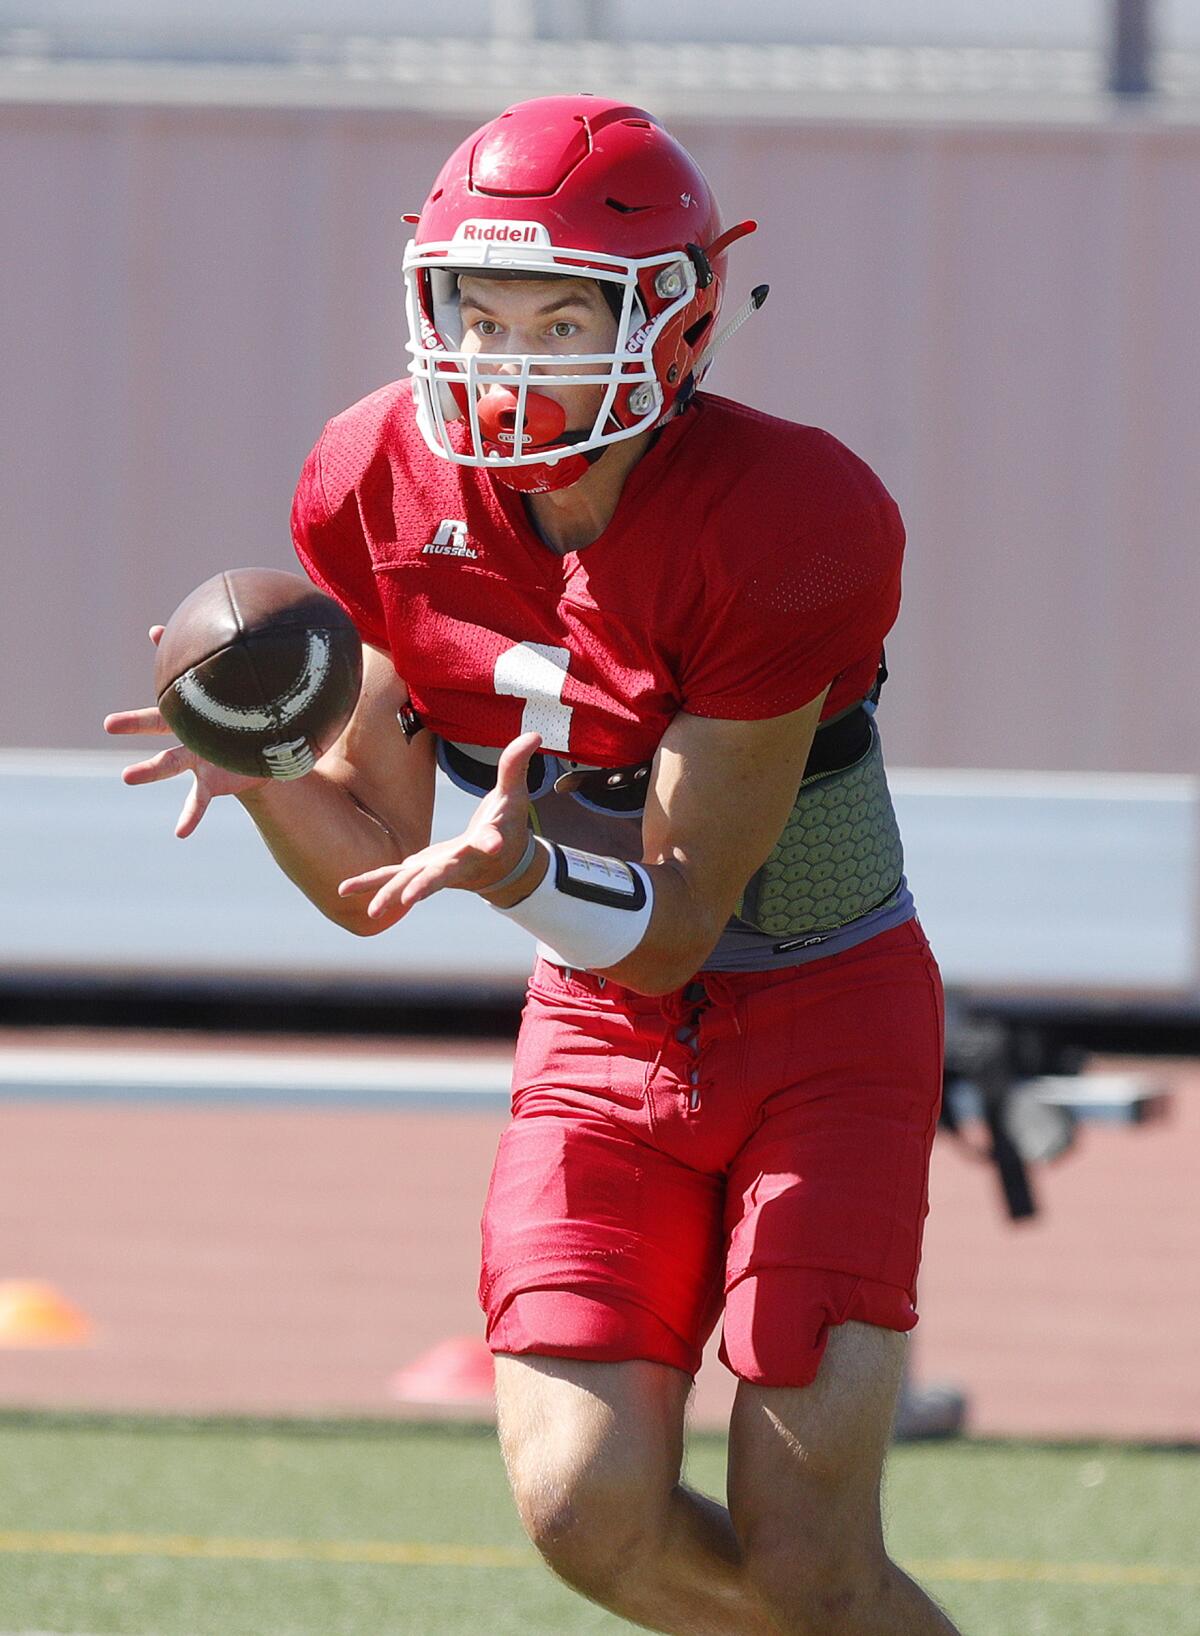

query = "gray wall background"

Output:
[[3, 91, 1197, 773]]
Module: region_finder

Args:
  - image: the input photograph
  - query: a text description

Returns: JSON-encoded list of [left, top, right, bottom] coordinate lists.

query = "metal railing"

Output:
[[3, 35, 1199, 112]]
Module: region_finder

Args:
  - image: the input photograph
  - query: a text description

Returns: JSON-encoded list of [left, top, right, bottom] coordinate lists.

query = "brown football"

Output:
[[154, 569, 363, 780]]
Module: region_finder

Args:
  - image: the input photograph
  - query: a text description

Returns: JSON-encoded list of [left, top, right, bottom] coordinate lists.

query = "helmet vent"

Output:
[[683, 313, 714, 349], [606, 197, 650, 215]]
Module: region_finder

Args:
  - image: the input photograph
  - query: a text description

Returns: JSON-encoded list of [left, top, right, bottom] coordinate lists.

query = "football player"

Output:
[[109, 96, 960, 1636]]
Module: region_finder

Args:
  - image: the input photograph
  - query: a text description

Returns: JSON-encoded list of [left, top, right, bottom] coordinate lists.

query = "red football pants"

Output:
[[479, 919, 944, 1387]]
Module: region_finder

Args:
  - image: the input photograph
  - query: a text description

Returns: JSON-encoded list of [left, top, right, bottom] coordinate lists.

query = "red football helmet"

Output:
[[402, 96, 756, 492]]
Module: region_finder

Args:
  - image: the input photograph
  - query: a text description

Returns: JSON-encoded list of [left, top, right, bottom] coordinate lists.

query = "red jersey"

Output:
[[291, 381, 903, 767]]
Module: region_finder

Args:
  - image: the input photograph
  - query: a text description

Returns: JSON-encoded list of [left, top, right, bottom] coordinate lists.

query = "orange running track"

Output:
[[0, 1031, 1196, 1441]]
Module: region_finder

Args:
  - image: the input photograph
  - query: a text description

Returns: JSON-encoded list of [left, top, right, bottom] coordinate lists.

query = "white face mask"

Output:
[[402, 236, 700, 482]]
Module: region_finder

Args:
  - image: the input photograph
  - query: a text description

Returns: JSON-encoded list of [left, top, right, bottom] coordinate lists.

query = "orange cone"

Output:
[[0, 1281, 93, 1347], [390, 1336, 495, 1406]]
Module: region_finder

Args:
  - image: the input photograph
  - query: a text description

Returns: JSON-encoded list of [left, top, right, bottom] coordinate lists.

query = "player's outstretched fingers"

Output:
[[121, 744, 193, 786], [365, 864, 430, 926], [339, 862, 421, 924], [104, 706, 170, 737], [390, 844, 483, 912], [340, 848, 461, 924], [175, 774, 211, 840], [370, 875, 416, 921], [338, 863, 401, 899]]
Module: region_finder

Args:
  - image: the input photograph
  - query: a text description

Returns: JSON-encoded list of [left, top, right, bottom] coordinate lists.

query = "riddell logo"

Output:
[[625, 319, 655, 355], [454, 219, 551, 246]]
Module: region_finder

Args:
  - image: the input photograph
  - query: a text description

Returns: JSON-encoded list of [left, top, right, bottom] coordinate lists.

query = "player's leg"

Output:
[[494, 1352, 780, 1636], [714, 920, 950, 1631], [481, 961, 778, 1633], [728, 1321, 962, 1635]]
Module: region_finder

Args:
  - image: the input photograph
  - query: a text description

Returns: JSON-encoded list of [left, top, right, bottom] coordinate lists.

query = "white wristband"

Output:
[[492, 838, 654, 971]]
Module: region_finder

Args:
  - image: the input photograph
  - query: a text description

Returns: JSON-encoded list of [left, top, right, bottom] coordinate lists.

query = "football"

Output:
[[154, 568, 363, 780]]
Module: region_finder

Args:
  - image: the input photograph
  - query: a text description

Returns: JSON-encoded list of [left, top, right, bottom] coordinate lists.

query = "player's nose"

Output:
[[474, 350, 522, 380]]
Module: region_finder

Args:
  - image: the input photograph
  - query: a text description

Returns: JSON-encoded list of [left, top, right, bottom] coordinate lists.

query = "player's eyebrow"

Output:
[[458, 288, 596, 317]]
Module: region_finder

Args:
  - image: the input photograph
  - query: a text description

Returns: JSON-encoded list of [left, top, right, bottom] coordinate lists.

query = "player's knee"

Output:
[[742, 1528, 894, 1636], [509, 1459, 665, 1592]]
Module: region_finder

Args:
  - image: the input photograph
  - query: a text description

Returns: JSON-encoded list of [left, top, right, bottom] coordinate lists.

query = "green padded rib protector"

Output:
[[737, 723, 904, 938]]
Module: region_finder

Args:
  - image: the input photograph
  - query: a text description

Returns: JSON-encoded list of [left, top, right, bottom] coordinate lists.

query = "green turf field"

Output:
[[0, 1413, 1196, 1635]]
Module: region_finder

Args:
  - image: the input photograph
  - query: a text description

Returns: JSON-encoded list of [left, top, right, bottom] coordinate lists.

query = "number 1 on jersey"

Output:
[[493, 642, 574, 753]]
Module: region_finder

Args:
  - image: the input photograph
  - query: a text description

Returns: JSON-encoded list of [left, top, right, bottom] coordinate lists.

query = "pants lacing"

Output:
[[645, 971, 742, 1113]]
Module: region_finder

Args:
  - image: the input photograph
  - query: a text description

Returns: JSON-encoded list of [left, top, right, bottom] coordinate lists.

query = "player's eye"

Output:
[[550, 321, 578, 340], [474, 319, 501, 337]]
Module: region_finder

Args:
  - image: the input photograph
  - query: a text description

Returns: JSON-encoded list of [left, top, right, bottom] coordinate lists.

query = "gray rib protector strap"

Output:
[[737, 721, 904, 939]]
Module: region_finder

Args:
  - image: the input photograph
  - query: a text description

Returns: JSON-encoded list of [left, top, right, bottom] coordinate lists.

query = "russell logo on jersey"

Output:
[[423, 520, 477, 559]]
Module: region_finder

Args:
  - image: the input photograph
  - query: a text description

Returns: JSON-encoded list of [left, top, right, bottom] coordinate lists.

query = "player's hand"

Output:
[[103, 625, 268, 839], [337, 731, 542, 929]]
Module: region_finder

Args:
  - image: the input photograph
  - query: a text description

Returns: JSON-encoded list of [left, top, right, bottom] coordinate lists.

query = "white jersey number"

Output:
[[493, 642, 574, 752]]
